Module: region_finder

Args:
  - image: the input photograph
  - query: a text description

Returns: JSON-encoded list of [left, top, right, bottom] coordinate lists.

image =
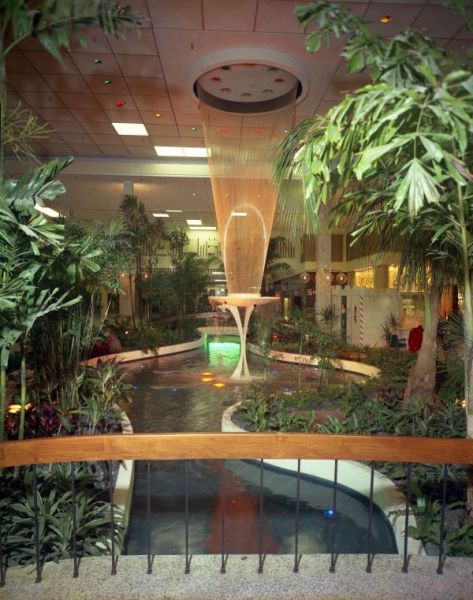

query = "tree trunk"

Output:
[[403, 285, 440, 408]]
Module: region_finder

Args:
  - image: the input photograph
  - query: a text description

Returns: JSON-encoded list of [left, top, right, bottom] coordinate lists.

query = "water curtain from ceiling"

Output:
[[199, 98, 296, 296]]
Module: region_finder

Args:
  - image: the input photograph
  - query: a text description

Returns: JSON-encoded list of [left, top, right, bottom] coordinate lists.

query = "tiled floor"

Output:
[[2, 554, 472, 600]]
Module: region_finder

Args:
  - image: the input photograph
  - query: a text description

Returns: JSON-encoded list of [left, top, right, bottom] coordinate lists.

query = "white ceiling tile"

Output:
[[413, 5, 465, 37], [24, 50, 78, 74], [97, 145, 130, 156], [364, 4, 424, 35], [256, 1, 303, 34], [115, 54, 163, 77], [58, 92, 101, 109], [70, 28, 113, 53], [96, 94, 137, 110], [148, 0, 203, 30], [127, 76, 168, 95], [104, 108, 143, 122], [140, 110, 177, 125], [43, 74, 89, 93], [133, 95, 172, 111], [203, 0, 257, 31], [70, 108, 109, 122], [59, 132, 94, 144], [70, 52, 121, 75], [49, 121, 87, 133], [174, 111, 209, 125], [109, 29, 158, 55], [7, 72, 51, 92]]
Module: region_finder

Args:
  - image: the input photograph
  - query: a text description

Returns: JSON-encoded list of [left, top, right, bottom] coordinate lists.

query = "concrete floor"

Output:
[[1, 554, 472, 600]]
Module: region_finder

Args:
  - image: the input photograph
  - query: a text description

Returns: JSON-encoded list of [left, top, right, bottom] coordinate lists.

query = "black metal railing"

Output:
[[0, 432, 472, 586]]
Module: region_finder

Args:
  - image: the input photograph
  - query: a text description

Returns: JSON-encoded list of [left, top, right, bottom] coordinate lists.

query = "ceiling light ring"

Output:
[[187, 48, 310, 108]]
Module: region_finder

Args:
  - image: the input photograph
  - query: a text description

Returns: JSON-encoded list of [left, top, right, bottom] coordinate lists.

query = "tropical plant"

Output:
[[0, 1, 142, 181], [274, 1, 473, 446], [0, 463, 124, 565]]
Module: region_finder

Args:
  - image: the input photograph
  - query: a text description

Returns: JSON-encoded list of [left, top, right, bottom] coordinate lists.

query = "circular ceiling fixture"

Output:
[[194, 62, 302, 114]]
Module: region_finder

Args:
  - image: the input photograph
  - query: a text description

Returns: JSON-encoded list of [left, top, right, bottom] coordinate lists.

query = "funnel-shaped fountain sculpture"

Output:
[[196, 63, 298, 380]]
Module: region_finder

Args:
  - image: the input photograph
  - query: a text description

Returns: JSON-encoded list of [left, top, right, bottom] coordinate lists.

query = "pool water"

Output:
[[123, 338, 397, 556]]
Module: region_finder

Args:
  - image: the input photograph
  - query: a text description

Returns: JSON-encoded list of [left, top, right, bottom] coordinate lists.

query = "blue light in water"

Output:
[[133, 385, 140, 391], [324, 508, 336, 519], [171, 387, 178, 392]]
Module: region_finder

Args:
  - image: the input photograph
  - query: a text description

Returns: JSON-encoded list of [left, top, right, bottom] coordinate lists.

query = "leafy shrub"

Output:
[[0, 464, 124, 566]]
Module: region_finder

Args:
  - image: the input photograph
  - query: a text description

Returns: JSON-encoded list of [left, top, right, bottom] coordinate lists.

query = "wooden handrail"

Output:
[[1, 433, 472, 468]]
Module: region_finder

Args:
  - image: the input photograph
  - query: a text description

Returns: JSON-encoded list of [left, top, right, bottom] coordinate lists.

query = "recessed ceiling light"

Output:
[[115, 101, 124, 107], [166, 209, 183, 213], [155, 146, 184, 157], [112, 122, 148, 136], [191, 127, 197, 132], [152, 213, 170, 218], [189, 226, 217, 231], [183, 147, 208, 157], [231, 211, 247, 217], [380, 15, 392, 23], [187, 219, 202, 225], [34, 204, 62, 218], [155, 112, 161, 118], [104, 79, 112, 85], [192, 193, 197, 197], [94, 58, 103, 64]]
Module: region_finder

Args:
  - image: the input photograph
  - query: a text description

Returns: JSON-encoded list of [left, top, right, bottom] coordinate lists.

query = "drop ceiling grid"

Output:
[[4, 0, 473, 161]]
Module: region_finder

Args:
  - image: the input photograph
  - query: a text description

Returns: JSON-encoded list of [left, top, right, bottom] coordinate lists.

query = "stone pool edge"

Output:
[[222, 403, 423, 557], [83, 336, 205, 367], [247, 343, 380, 379]]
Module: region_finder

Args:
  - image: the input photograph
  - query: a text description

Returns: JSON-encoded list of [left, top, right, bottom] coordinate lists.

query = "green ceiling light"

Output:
[[94, 58, 103, 64], [191, 127, 197, 131], [104, 79, 112, 85]]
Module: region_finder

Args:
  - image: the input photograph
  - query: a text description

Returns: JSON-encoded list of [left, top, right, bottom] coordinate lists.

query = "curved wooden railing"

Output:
[[1, 432, 473, 468]]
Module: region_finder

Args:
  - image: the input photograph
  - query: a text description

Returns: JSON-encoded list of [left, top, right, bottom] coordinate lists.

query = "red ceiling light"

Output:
[[211, 76, 221, 82], [274, 78, 285, 83], [243, 63, 256, 66], [220, 128, 228, 133], [220, 87, 231, 93], [254, 128, 261, 134], [115, 101, 124, 107]]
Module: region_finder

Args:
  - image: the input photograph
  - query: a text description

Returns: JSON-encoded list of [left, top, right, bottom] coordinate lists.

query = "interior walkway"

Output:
[[2, 554, 471, 600]]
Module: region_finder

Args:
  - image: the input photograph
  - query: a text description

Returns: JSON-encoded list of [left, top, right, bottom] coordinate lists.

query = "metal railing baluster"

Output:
[[293, 459, 301, 573], [366, 463, 375, 573], [220, 464, 226, 574], [146, 461, 153, 575], [402, 464, 411, 573], [71, 462, 79, 578], [437, 464, 448, 575], [329, 459, 338, 573], [184, 460, 190, 574], [32, 465, 42, 583], [258, 458, 264, 574], [109, 460, 117, 575]]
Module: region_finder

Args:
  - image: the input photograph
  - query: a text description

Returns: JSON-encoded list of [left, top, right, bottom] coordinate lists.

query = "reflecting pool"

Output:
[[123, 337, 396, 556]]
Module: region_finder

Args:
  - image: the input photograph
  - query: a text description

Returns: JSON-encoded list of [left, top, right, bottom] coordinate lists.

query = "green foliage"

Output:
[[409, 500, 473, 557], [0, 463, 124, 566]]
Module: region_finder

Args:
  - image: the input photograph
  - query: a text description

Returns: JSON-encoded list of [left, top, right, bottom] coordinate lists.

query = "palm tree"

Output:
[[274, 1, 473, 435]]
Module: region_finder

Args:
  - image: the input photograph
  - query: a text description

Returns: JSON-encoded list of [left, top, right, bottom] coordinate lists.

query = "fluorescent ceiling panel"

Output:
[[166, 209, 183, 213], [154, 146, 184, 157], [189, 225, 216, 231], [183, 147, 208, 157], [152, 213, 170, 217], [186, 219, 202, 225], [112, 122, 148, 136]]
